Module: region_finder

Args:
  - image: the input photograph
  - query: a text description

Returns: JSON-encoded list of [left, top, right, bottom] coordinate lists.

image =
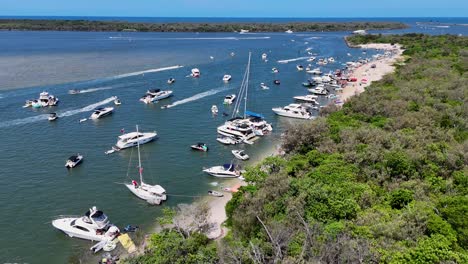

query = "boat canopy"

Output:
[[118, 132, 143, 140], [223, 164, 235, 171], [68, 155, 80, 162], [245, 110, 264, 119], [148, 89, 161, 93]]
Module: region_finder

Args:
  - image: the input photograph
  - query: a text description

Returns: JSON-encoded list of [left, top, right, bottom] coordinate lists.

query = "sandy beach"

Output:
[[338, 43, 404, 102]]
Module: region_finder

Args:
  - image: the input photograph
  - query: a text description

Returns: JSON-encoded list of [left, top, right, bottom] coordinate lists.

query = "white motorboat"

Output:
[[140, 89, 173, 104], [203, 163, 241, 178], [272, 67, 279, 73], [191, 68, 200, 77], [124, 126, 166, 205], [52, 206, 120, 242], [48, 112, 58, 121], [245, 111, 273, 136], [90, 107, 114, 119], [224, 94, 236, 104], [167, 78, 176, 84], [65, 154, 83, 168], [260, 83, 269, 90], [308, 86, 328, 95], [240, 29, 249, 34], [32, 91, 59, 108], [211, 105, 218, 114], [216, 135, 239, 145], [306, 68, 322, 75], [223, 74, 232, 82], [232, 150, 249, 160], [114, 98, 121, 105], [191, 143, 209, 152], [115, 128, 157, 149], [293, 95, 319, 104], [296, 65, 304, 71], [285, 29, 293, 34], [307, 57, 316, 62], [261, 53, 267, 60], [230, 52, 235, 57], [328, 57, 335, 63], [208, 190, 224, 197], [68, 89, 81, 94], [217, 118, 256, 142], [23, 100, 35, 108], [272, 103, 314, 119]]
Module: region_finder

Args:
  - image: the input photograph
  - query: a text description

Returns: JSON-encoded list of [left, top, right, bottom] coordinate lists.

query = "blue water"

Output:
[[0, 18, 467, 263]]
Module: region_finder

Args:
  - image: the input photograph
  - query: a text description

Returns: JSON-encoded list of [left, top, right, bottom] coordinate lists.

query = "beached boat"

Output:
[[115, 127, 157, 149], [306, 68, 322, 75], [65, 154, 83, 168], [223, 74, 232, 82], [232, 150, 249, 160], [48, 112, 58, 121], [191, 143, 208, 152], [124, 126, 166, 205], [272, 103, 314, 119], [308, 86, 328, 95], [52, 206, 120, 242], [90, 107, 114, 119], [224, 94, 236, 105], [208, 190, 224, 197], [203, 163, 241, 178], [293, 95, 319, 104]]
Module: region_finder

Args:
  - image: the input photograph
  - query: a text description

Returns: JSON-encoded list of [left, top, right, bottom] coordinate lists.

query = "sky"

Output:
[[1, 0, 467, 18]]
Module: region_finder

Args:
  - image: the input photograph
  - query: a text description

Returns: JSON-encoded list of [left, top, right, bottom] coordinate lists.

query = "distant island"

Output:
[[0, 19, 407, 32]]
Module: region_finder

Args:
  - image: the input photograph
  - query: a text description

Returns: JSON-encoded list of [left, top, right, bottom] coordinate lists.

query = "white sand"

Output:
[[338, 43, 404, 102]]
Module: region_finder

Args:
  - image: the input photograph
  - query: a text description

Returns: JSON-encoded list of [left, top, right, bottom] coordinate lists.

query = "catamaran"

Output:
[[124, 125, 167, 205]]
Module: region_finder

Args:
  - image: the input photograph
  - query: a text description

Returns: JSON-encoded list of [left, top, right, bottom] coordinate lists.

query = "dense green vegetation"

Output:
[[125, 34, 467, 263], [0, 19, 407, 32]]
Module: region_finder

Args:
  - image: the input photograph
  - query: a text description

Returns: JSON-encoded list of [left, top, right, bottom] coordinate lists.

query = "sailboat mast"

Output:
[[244, 52, 251, 119], [136, 125, 143, 183]]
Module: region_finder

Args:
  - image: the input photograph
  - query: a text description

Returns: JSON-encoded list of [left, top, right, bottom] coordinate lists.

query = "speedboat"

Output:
[[293, 95, 319, 104], [308, 86, 328, 95], [216, 135, 238, 145], [65, 154, 83, 168], [203, 163, 241, 178], [115, 129, 157, 149], [140, 89, 173, 104], [68, 89, 81, 94], [296, 65, 304, 71], [167, 78, 176, 84], [260, 83, 269, 90], [261, 53, 267, 60], [211, 105, 218, 114], [114, 98, 121, 105], [208, 190, 224, 197], [90, 107, 114, 119], [224, 94, 236, 105], [223, 74, 232, 82], [191, 68, 200, 77], [48, 112, 58, 121], [191, 143, 208, 152], [306, 68, 322, 75], [272, 67, 279, 73], [273, 80, 281, 85], [232, 150, 249, 160], [52, 206, 120, 242], [239, 29, 249, 34], [272, 103, 314, 119]]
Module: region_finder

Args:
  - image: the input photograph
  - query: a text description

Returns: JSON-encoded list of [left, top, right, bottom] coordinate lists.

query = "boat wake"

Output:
[[77, 86, 114, 94], [164, 86, 232, 109], [277, 56, 310, 64], [0, 97, 116, 128], [110, 36, 270, 41], [110, 65, 183, 80]]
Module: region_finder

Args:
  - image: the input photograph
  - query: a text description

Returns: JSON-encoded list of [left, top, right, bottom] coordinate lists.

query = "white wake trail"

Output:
[[0, 97, 116, 128], [165, 86, 232, 108], [111, 65, 183, 79], [277, 56, 311, 64], [78, 86, 114, 94]]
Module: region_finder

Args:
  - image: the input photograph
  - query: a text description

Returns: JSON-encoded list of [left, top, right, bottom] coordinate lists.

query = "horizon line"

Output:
[[0, 15, 467, 19]]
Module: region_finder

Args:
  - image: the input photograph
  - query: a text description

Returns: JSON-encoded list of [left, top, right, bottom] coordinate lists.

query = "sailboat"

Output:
[[124, 125, 167, 205]]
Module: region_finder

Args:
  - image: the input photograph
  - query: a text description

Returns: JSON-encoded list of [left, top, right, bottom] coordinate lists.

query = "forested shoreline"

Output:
[[124, 33, 467, 263], [0, 19, 407, 32]]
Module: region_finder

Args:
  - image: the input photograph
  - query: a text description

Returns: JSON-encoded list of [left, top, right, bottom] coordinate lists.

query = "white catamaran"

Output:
[[124, 125, 167, 205]]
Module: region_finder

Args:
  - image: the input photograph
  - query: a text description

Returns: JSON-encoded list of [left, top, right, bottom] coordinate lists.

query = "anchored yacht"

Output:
[[52, 206, 120, 242], [65, 154, 83, 168], [140, 89, 173, 104], [203, 163, 241, 178], [272, 103, 314, 119], [31, 91, 59, 108], [115, 129, 157, 149], [90, 107, 114, 119]]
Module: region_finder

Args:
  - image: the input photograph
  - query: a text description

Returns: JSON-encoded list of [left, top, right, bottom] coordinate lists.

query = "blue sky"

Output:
[[1, 0, 467, 17]]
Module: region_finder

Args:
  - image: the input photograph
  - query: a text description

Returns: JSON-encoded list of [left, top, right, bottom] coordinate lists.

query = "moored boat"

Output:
[[90, 107, 114, 119], [222, 74, 232, 82], [223, 94, 236, 104], [115, 128, 157, 149], [272, 103, 314, 120], [191, 143, 208, 152], [232, 150, 249, 160], [65, 154, 83, 168], [208, 190, 224, 197], [203, 163, 241, 178]]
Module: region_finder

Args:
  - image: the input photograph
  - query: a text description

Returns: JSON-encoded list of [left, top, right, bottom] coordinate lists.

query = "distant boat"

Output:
[[68, 89, 81, 94], [167, 78, 176, 84], [191, 68, 200, 78], [224, 94, 236, 105], [191, 143, 208, 152], [208, 190, 223, 197], [239, 29, 249, 34], [211, 105, 218, 114], [48, 112, 58, 121], [223, 74, 232, 82], [261, 53, 267, 60], [90, 107, 114, 119], [115, 126, 157, 150], [260, 83, 269, 90], [285, 29, 293, 34], [65, 154, 83, 168]]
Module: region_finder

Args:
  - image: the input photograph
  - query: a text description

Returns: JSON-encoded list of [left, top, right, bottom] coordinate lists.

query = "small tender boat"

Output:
[[296, 65, 304, 71], [191, 143, 208, 152], [68, 89, 81, 94], [260, 83, 269, 90], [208, 190, 224, 197], [114, 98, 121, 105], [203, 163, 241, 178], [273, 80, 281, 85], [222, 74, 232, 82], [261, 53, 267, 60], [90, 107, 114, 119], [167, 78, 176, 84], [48, 112, 58, 121], [191, 68, 200, 78], [272, 67, 279, 73], [239, 29, 249, 34], [65, 154, 83, 168], [224, 94, 236, 105], [216, 135, 238, 145], [211, 105, 218, 114], [232, 150, 249, 160]]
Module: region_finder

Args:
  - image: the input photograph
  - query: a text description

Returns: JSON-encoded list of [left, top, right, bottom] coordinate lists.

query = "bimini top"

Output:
[[223, 164, 235, 171], [245, 110, 264, 119], [148, 89, 161, 93], [68, 155, 80, 162]]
